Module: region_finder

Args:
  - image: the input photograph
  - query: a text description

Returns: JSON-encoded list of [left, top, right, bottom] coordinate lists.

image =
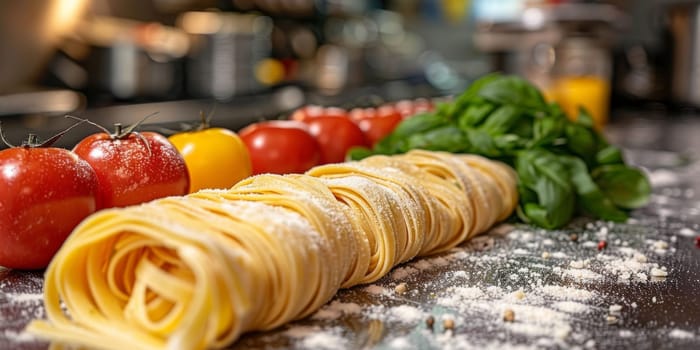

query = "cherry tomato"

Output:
[[290, 105, 348, 122], [350, 106, 403, 146], [395, 98, 434, 119], [73, 129, 189, 209], [301, 115, 368, 164], [290, 105, 325, 122], [239, 120, 321, 175], [0, 144, 98, 270], [348, 107, 376, 122], [169, 127, 252, 193]]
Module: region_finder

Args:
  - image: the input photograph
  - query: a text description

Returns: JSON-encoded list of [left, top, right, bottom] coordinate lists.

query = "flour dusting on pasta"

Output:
[[27, 150, 518, 350]]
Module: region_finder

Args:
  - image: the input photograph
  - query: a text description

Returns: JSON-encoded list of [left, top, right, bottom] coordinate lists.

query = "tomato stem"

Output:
[[198, 111, 209, 131], [65, 115, 111, 135], [24, 134, 39, 146], [0, 122, 16, 148], [10, 118, 89, 148], [66, 112, 159, 140], [39, 119, 89, 147], [117, 111, 159, 138], [195, 105, 216, 131]]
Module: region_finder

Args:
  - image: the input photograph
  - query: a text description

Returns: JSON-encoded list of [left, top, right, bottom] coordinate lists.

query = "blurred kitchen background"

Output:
[[0, 0, 697, 147]]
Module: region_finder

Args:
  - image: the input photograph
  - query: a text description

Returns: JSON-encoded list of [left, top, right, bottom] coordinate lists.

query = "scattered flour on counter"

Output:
[[444, 248, 470, 261], [619, 330, 635, 338], [391, 266, 420, 281], [311, 307, 342, 321], [312, 301, 363, 320], [502, 304, 572, 340], [581, 241, 598, 249], [388, 305, 425, 324], [3, 330, 37, 343], [678, 228, 696, 237], [300, 331, 348, 350], [538, 286, 595, 301], [648, 240, 671, 255], [451, 270, 468, 279], [6, 293, 42, 303], [365, 304, 425, 324], [597, 249, 663, 282], [648, 169, 679, 187], [463, 236, 496, 252], [553, 301, 591, 314], [488, 224, 515, 237], [285, 326, 348, 350], [412, 259, 434, 271], [668, 329, 695, 339], [512, 248, 529, 255], [550, 252, 568, 259], [437, 287, 485, 309], [563, 268, 604, 281], [432, 336, 540, 350], [425, 256, 450, 268], [284, 325, 320, 338], [569, 260, 587, 269], [387, 336, 413, 349], [363, 285, 387, 296]]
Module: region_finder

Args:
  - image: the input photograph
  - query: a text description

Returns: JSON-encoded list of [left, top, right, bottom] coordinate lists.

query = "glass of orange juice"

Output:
[[546, 36, 612, 130]]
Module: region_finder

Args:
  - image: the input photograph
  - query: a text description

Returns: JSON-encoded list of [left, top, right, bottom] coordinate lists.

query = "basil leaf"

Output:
[[391, 112, 448, 139], [406, 126, 468, 152], [478, 76, 547, 111], [560, 156, 628, 222], [465, 129, 503, 157], [596, 145, 624, 165], [359, 73, 651, 229], [531, 115, 566, 148], [493, 134, 526, 155], [564, 123, 597, 164], [458, 102, 496, 129], [592, 165, 651, 209], [575, 106, 595, 128], [347, 146, 375, 161], [453, 73, 502, 108], [515, 150, 575, 229], [479, 105, 522, 135]]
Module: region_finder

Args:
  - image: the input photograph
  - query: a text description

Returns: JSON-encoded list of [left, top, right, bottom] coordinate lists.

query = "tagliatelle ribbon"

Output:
[[27, 150, 518, 350]]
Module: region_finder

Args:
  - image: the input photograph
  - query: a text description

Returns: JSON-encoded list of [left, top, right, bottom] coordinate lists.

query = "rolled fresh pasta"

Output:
[[28, 150, 518, 350]]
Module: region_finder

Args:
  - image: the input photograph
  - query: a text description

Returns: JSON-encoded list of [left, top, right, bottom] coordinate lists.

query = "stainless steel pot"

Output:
[[178, 11, 273, 100]]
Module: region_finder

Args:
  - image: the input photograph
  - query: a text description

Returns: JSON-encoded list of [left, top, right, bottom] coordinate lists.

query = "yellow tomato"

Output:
[[168, 128, 252, 193]]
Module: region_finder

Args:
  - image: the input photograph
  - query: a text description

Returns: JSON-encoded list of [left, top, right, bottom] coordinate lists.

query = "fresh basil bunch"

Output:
[[349, 74, 651, 229]]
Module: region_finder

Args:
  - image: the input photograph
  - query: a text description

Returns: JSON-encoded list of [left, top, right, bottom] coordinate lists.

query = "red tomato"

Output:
[[351, 106, 403, 146], [302, 116, 368, 164], [290, 105, 348, 122], [413, 98, 434, 113], [290, 105, 325, 122], [239, 120, 321, 174], [395, 98, 434, 119], [73, 131, 189, 209], [323, 107, 349, 118], [349, 107, 376, 122], [0, 146, 98, 269]]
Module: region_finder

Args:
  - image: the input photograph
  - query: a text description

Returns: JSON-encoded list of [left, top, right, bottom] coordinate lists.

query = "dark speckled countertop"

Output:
[[2, 113, 700, 350]]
